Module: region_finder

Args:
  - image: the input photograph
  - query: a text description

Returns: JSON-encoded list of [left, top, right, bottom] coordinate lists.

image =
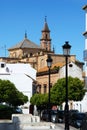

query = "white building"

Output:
[[0, 62, 36, 114], [59, 61, 83, 80]]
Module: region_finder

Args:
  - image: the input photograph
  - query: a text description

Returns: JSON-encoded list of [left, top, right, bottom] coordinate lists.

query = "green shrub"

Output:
[[0, 105, 22, 119]]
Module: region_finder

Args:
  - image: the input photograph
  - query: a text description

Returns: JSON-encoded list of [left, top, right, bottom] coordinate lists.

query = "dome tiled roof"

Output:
[[8, 37, 40, 50]]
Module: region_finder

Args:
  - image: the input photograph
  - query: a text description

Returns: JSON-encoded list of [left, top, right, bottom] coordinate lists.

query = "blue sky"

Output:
[[0, 0, 86, 62]]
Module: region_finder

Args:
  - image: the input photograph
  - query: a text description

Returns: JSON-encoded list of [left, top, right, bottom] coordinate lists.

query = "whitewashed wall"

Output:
[[0, 62, 36, 114], [59, 62, 83, 80]]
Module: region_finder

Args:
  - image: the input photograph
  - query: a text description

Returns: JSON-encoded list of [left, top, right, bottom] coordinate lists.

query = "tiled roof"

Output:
[[83, 5, 87, 10], [52, 62, 65, 68], [8, 38, 40, 50], [38, 62, 65, 72], [83, 31, 87, 36]]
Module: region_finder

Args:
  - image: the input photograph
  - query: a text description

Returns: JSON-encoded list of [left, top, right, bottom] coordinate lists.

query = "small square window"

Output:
[[1, 63, 5, 68]]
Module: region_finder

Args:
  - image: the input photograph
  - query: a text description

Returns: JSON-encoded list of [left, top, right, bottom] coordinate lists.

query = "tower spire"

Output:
[[25, 31, 27, 39], [45, 16, 47, 23], [42, 16, 50, 32]]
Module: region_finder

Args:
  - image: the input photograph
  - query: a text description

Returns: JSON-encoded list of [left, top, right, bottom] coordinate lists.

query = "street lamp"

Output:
[[46, 54, 53, 122], [62, 41, 71, 130]]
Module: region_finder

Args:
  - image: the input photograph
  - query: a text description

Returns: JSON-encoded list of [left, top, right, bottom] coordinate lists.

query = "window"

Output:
[[44, 84, 47, 93], [39, 85, 41, 93], [30, 53, 32, 57], [1, 63, 5, 68]]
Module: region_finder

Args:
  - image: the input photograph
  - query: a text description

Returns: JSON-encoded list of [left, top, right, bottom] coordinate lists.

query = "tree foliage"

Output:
[[30, 77, 86, 107], [51, 76, 86, 105], [30, 93, 48, 106], [0, 79, 28, 107], [50, 77, 66, 105]]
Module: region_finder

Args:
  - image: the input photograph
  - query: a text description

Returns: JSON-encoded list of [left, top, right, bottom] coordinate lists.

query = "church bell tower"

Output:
[[40, 17, 51, 51]]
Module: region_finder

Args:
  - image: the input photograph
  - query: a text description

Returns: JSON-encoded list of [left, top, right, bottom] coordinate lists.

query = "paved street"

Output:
[[0, 119, 79, 130], [55, 123, 79, 130]]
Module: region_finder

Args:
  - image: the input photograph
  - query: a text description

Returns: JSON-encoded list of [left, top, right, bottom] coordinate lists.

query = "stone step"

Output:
[[0, 115, 56, 130], [17, 122, 55, 130]]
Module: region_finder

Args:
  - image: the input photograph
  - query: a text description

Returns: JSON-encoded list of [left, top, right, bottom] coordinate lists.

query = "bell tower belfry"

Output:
[[40, 17, 51, 51]]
